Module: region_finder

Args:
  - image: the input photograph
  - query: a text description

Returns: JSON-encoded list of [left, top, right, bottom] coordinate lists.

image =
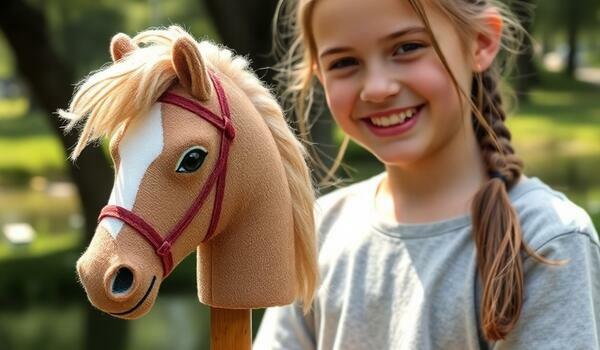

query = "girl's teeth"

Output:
[[370, 108, 416, 127]]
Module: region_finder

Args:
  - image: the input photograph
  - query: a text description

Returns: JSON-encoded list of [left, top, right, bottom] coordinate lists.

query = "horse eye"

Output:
[[176, 147, 208, 173]]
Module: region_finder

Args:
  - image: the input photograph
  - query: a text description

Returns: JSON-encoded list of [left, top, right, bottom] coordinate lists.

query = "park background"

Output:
[[0, 0, 598, 349]]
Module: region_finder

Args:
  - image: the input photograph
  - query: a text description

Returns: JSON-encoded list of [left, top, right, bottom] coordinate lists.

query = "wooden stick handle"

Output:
[[210, 307, 252, 350]]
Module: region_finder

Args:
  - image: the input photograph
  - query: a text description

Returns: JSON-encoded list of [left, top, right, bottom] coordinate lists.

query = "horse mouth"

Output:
[[110, 276, 157, 316]]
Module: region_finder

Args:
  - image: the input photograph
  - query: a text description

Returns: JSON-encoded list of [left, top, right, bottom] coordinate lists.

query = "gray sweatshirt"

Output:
[[254, 174, 600, 350]]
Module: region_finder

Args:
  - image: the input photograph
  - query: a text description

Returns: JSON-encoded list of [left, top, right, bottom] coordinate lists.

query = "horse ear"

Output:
[[171, 37, 212, 101], [110, 33, 136, 62]]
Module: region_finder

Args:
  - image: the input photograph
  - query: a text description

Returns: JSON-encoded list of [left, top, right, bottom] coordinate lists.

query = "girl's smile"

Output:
[[362, 104, 425, 137]]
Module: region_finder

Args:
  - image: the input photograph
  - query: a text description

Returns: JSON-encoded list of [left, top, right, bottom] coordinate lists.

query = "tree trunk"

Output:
[[565, 1, 578, 77], [0, 1, 126, 349], [203, 0, 280, 83], [203, 0, 335, 177], [510, 0, 539, 100]]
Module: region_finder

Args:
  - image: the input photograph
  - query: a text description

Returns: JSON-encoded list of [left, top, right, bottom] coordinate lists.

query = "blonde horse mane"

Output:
[[59, 26, 317, 311]]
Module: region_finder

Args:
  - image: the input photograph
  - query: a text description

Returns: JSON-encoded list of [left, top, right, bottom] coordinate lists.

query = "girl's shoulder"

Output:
[[315, 173, 383, 220], [509, 176, 599, 250], [313, 173, 384, 245]]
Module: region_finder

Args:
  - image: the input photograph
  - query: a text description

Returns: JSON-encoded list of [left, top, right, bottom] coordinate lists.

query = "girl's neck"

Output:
[[376, 124, 487, 224]]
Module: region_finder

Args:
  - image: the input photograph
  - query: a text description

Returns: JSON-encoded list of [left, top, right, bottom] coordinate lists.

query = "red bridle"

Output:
[[98, 73, 236, 278]]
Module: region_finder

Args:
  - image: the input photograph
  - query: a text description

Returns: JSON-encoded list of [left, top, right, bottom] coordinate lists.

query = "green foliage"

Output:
[[40, 0, 218, 79], [0, 33, 14, 78], [0, 111, 67, 184], [534, 0, 600, 35], [49, 3, 126, 77]]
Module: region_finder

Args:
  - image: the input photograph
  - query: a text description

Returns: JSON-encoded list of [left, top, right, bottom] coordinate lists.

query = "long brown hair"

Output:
[[274, 0, 562, 340]]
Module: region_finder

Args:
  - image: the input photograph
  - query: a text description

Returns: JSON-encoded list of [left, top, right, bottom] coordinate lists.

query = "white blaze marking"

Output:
[[101, 104, 164, 238]]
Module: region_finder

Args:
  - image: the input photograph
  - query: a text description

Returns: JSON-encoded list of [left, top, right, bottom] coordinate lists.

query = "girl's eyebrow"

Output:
[[382, 26, 427, 42], [318, 26, 427, 59], [319, 47, 353, 59]]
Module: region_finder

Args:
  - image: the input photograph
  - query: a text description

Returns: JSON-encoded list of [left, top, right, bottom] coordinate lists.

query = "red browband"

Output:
[[99, 72, 235, 277]]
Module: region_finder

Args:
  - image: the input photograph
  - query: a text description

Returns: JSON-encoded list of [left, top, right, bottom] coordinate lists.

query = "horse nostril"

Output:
[[111, 266, 134, 295]]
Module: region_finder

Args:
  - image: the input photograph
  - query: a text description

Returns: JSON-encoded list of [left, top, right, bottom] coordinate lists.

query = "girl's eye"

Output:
[[328, 57, 358, 71], [393, 42, 425, 55], [176, 146, 208, 173]]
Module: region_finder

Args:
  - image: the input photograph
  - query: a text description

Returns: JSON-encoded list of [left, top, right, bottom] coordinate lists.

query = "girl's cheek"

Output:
[[410, 61, 458, 110], [325, 81, 356, 122]]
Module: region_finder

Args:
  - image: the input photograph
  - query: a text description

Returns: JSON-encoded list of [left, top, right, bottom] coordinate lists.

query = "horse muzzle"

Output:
[[76, 224, 162, 319]]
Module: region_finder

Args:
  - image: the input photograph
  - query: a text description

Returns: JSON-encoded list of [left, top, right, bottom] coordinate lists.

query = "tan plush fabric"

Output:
[[77, 225, 163, 319], [74, 30, 306, 319], [193, 75, 296, 308]]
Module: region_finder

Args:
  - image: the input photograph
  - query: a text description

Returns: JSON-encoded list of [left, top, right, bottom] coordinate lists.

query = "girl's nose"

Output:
[[360, 69, 400, 103]]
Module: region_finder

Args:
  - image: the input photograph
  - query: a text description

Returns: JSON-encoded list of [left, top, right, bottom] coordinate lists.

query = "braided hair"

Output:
[[405, 0, 562, 340], [471, 69, 557, 340]]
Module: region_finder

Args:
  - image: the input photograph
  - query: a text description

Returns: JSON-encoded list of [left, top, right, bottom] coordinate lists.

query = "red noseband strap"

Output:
[[98, 72, 235, 277]]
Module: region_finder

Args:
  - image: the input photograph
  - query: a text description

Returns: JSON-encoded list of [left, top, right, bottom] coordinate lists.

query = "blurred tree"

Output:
[[51, 2, 125, 77], [204, 0, 278, 83], [204, 0, 336, 180], [564, 1, 581, 77], [509, 0, 539, 99], [534, 0, 599, 77], [0, 1, 126, 349]]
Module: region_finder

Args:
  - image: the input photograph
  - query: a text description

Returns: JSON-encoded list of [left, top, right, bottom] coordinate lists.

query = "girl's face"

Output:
[[312, 0, 477, 166]]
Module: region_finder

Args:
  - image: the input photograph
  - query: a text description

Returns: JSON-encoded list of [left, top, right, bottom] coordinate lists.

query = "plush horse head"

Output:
[[60, 26, 317, 319]]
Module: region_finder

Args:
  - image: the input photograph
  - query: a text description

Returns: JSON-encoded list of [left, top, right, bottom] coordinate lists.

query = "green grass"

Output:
[[508, 88, 600, 159], [0, 107, 68, 184], [0, 231, 81, 260], [0, 97, 28, 118], [0, 137, 65, 175]]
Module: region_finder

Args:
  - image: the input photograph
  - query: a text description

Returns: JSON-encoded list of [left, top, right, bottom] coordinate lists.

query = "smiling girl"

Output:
[[254, 0, 600, 348]]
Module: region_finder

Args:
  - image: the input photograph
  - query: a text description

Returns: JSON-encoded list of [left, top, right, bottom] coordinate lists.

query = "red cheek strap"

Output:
[[99, 206, 174, 277]]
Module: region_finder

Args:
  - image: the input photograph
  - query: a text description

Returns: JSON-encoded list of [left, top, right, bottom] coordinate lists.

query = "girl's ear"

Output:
[[171, 37, 212, 101], [110, 33, 136, 62], [471, 8, 503, 72]]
